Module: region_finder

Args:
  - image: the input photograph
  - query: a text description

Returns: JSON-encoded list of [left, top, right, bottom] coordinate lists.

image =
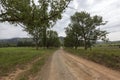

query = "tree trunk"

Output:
[[36, 42, 39, 50], [84, 39, 88, 50], [84, 45, 87, 50], [43, 27, 47, 48]]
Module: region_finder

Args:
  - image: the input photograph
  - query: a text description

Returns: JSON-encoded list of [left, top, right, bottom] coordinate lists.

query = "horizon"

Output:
[[0, 37, 120, 42]]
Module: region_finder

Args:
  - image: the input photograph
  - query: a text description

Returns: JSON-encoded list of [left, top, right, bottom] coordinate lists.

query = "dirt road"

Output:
[[36, 49, 120, 80]]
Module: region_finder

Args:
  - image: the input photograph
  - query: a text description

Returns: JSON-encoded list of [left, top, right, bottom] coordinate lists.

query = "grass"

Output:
[[0, 47, 56, 77], [65, 47, 120, 71], [17, 49, 54, 80], [17, 54, 50, 80]]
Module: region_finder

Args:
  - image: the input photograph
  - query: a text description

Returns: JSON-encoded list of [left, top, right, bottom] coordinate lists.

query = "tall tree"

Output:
[[65, 11, 108, 50], [0, 0, 71, 50], [64, 24, 82, 49], [46, 30, 60, 48]]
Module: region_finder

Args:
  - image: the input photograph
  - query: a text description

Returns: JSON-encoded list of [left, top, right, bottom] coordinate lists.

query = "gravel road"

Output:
[[37, 49, 120, 80]]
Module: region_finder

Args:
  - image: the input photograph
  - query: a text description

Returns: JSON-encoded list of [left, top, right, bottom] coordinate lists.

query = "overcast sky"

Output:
[[0, 0, 120, 41]]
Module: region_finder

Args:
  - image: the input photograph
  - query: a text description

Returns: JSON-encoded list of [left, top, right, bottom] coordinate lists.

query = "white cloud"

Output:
[[0, 22, 28, 39], [86, 0, 94, 5], [0, 0, 120, 41], [73, 0, 78, 9], [108, 32, 120, 41], [53, 0, 120, 41]]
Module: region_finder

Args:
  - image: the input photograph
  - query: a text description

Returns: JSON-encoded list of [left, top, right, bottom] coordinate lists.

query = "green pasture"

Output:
[[0, 47, 56, 77]]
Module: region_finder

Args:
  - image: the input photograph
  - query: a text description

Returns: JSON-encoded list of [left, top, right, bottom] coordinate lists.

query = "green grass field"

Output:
[[0, 47, 56, 77], [65, 47, 120, 71]]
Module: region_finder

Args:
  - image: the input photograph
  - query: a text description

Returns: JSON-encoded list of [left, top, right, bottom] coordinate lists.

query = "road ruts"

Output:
[[37, 49, 120, 80]]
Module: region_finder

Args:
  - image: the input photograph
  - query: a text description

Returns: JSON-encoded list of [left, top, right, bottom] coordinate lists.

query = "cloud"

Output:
[[0, 22, 28, 39], [52, 15, 70, 37], [0, 0, 120, 41], [53, 0, 120, 41], [108, 32, 120, 41], [73, 0, 78, 9]]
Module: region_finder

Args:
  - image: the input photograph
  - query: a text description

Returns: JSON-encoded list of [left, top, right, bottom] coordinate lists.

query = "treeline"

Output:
[[0, 41, 34, 47], [97, 44, 120, 48], [0, 43, 16, 47], [17, 41, 35, 47], [108, 45, 120, 48], [0, 40, 60, 48], [0, 30, 61, 48]]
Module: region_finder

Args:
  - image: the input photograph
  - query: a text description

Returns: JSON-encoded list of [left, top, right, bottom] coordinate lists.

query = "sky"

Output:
[[0, 0, 120, 41]]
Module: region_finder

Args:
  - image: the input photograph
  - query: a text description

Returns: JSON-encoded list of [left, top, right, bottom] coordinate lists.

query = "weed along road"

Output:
[[37, 49, 120, 80]]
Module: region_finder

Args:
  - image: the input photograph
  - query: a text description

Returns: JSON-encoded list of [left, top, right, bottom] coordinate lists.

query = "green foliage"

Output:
[[0, 0, 71, 49], [64, 11, 108, 50], [46, 30, 60, 48], [64, 23, 84, 48], [17, 41, 35, 47], [0, 43, 16, 47]]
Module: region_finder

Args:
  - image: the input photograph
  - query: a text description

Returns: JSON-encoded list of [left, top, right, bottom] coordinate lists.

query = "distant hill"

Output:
[[0, 37, 120, 45], [0, 37, 64, 46], [0, 38, 33, 45]]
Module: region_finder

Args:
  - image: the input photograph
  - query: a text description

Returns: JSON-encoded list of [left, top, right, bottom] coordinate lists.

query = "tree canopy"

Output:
[[0, 0, 71, 49], [64, 11, 108, 50], [46, 30, 60, 48]]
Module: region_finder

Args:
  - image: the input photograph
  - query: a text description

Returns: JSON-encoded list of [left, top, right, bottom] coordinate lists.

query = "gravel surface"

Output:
[[36, 49, 120, 80]]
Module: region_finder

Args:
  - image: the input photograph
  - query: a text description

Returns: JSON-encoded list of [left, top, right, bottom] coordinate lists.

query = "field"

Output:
[[0, 47, 56, 79], [0, 47, 120, 80], [65, 47, 120, 71]]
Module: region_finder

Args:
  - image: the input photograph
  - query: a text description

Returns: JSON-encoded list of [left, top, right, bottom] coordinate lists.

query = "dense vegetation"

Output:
[[65, 47, 120, 71]]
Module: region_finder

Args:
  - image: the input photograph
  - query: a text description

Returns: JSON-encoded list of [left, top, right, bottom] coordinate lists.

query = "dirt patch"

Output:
[[0, 57, 41, 80], [33, 54, 53, 80]]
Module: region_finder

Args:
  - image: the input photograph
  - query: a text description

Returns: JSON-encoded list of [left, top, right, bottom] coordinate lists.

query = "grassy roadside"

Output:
[[0, 47, 56, 77], [17, 48, 55, 80], [65, 47, 120, 71]]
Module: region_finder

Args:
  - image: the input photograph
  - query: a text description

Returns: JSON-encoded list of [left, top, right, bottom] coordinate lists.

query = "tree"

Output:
[[0, 0, 71, 50], [64, 23, 84, 49], [65, 11, 108, 50], [46, 30, 60, 48]]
